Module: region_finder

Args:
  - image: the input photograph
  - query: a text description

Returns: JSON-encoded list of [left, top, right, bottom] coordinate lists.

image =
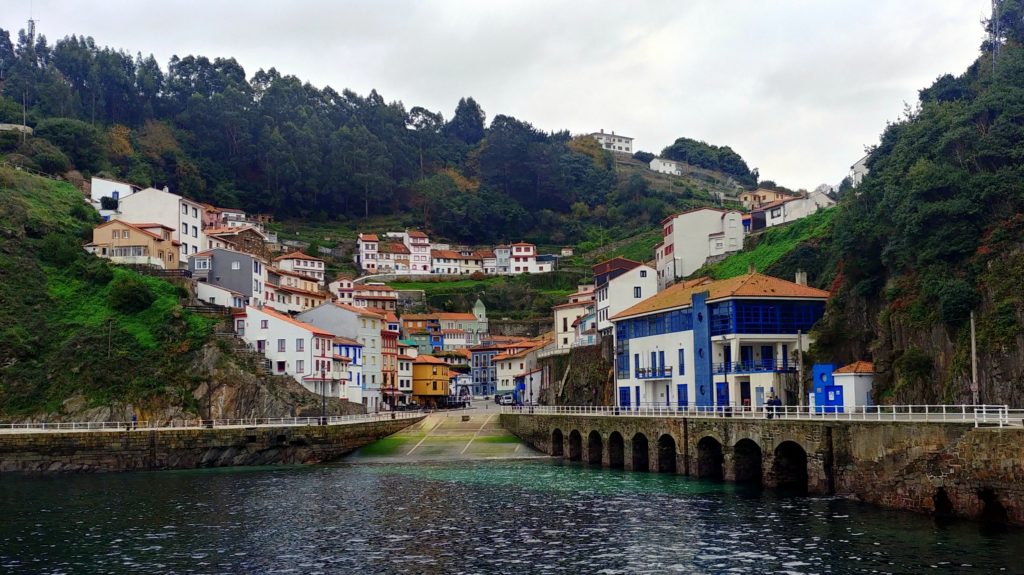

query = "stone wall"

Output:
[[489, 318, 552, 338], [536, 345, 614, 406], [501, 413, 1024, 526], [0, 416, 421, 474]]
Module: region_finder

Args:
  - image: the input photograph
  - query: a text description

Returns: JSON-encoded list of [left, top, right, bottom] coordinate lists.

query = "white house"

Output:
[[196, 282, 246, 309], [296, 303, 386, 412], [274, 251, 326, 285], [650, 158, 684, 176], [234, 306, 335, 395], [553, 286, 595, 350], [333, 336, 365, 405], [758, 190, 836, 229], [90, 176, 140, 204], [850, 154, 869, 186], [509, 242, 551, 274], [356, 233, 379, 274], [656, 208, 743, 290], [329, 275, 355, 304], [611, 272, 828, 410], [590, 129, 633, 154], [827, 361, 875, 412], [398, 341, 418, 404], [403, 230, 432, 274], [114, 186, 207, 261], [596, 263, 657, 336]]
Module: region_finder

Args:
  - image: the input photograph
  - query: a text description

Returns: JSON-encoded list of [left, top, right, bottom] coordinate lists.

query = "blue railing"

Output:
[[713, 360, 798, 374], [635, 367, 674, 379]]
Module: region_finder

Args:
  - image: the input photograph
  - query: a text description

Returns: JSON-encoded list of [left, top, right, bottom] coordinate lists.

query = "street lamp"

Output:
[[528, 375, 534, 414], [320, 368, 327, 426]]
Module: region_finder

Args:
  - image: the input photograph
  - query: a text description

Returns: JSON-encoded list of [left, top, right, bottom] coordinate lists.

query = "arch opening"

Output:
[[631, 433, 649, 471], [772, 441, 808, 494], [933, 487, 954, 520], [568, 430, 582, 462], [733, 439, 763, 484], [978, 488, 1009, 529], [696, 436, 724, 480], [551, 429, 564, 457], [657, 434, 677, 473], [587, 431, 603, 466], [608, 432, 625, 469]]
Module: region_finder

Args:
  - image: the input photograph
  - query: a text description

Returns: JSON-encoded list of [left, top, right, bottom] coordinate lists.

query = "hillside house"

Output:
[[328, 274, 355, 304], [114, 187, 206, 261], [87, 220, 179, 269], [656, 208, 743, 290], [189, 248, 266, 307], [355, 233, 379, 273], [274, 251, 325, 285], [353, 283, 398, 312], [650, 158, 684, 176], [204, 226, 271, 262], [234, 306, 335, 393], [266, 267, 326, 313], [594, 260, 657, 337], [590, 129, 633, 153]]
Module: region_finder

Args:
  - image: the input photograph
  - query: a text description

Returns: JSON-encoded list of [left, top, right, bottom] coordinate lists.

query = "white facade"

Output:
[[115, 187, 207, 260], [403, 231, 432, 274], [235, 306, 335, 394], [296, 303, 385, 412], [275, 252, 326, 284], [649, 158, 683, 176], [656, 209, 743, 290], [196, 282, 246, 309], [356, 234, 379, 273], [761, 191, 836, 229], [850, 154, 869, 186], [595, 264, 657, 335], [329, 277, 355, 304], [508, 243, 546, 274], [90, 176, 139, 204], [554, 302, 589, 349], [590, 130, 633, 153]]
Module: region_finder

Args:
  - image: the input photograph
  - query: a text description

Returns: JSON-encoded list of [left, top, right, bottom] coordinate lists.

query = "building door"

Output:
[[755, 387, 765, 408], [723, 346, 732, 373], [257, 340, 265, 353], [740, 346, 754, 371], [677, 384, 688, 408], [825, 385, 844, 413], [761, 346, 774, 370], [715, 382, 729, 408], [740, 381, 751, 408], [619, 387, 631, 408]]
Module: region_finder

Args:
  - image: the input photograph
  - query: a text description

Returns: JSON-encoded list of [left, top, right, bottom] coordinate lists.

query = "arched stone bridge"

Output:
[[500, 413, 1024, 526]]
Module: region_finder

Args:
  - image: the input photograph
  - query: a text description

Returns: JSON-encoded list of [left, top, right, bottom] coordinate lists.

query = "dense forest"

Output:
[[803, 3, 1024, 405], [0, 26, 750, 246]]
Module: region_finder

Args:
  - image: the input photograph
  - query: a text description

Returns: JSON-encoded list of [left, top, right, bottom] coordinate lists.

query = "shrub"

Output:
[[108, 275, 155, 313], [39, 233, 83, 268]]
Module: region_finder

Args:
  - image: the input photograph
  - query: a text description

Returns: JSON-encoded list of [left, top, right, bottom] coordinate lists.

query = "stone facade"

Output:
[[0, 417, 420, 474], [501, 413, 1024, 526]]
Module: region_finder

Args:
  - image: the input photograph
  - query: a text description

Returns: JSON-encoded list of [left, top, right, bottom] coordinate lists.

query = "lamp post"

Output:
[[528, 374, 534, 414], [320, 368, 327, 426]]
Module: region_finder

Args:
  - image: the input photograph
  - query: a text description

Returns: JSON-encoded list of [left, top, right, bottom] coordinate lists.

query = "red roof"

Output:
[[415, 355, 446, 365], [593, 257, 641, 276], [359, 234, 379, 242], [407, 230, 428, 238], [382, 242, 410, 254], [834, 361, 874, 374], [254, 306, 334, 337], [274, 251, 323, 262]]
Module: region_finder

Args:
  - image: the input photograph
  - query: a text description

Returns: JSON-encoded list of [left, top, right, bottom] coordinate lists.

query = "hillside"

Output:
[[0, 25, 756, 253], [0, 167, 358, 420]]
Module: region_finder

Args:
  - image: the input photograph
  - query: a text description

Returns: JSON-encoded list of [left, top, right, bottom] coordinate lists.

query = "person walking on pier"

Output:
[[131, 413, 138, 430]]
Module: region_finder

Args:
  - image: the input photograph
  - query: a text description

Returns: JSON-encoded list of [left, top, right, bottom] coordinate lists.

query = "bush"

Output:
[[469, 271, 487, 280], [108, 275, 156, 313], [39, 233, 83, 268], [99, 196, 119, 210]]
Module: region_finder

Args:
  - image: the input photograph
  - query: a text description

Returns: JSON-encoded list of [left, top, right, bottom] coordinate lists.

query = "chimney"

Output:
[[747, 263, 756, 274], [795, 270, 808, 286], [600, 128, 604, 134]]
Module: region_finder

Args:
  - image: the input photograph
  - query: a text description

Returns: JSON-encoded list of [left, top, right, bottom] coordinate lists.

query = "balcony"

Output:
[[713, 360, 798, 374], [635, 366, 673, 379]]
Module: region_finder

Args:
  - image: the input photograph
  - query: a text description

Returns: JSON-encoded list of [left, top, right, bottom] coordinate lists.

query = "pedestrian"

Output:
[[766, 395, 775, 419], [131, 413, 138, 430]]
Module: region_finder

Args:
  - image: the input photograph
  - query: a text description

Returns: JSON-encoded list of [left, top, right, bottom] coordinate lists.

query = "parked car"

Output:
[[499, 394, 514, 406]]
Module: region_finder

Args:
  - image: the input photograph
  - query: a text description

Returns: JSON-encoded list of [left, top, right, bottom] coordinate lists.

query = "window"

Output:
[[192, 245, 197, 254], [277, 339, 286, 352], [678, 349, 685, 375], [182, 204, 188, 215], [296, 360, 304, 373], [192, 225, 198, 238], [634, 287, 642, 298], [296, 339, 304, 352], [634, 354, 640, 377], [771, 208, 782, 218], [640, 270, 647, 278], [182, 223, 188, 236], [562, 317, 568, 332], [112, 230, 119, 239], [192, 207, 198, 218], [261, 320, 268, 329], [231, 261, 241, 270]]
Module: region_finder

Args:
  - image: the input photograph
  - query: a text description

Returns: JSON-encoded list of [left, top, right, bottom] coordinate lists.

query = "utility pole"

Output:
[[970, 311, 979, 405]]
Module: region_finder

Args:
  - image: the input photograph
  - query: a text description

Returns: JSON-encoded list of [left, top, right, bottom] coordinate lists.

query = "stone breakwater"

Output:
[[0, 417, 421, 474], [501, 413, 1024, 526]]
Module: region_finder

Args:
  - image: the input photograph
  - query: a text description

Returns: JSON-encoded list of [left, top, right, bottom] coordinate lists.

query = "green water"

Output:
[[0, 459, 1020, 574]]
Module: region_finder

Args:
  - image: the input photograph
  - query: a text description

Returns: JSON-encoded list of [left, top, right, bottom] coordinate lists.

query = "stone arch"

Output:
[[587, 430, 603, 466], [568, 430, 582, 462], [551, 429, 564, 457], [978, 488, 1009, 529], [772, 440, 808, 493], [657, 434, 677, 473], [696, 436, 724, 480], [733, 438, 763, 484], [631, 433, 650, 471], [933, 487, 954, 520], [608, 432, 625, 469]]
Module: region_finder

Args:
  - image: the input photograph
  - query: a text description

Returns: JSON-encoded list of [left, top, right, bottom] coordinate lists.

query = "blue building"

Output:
[[611, 273, 828, 409]]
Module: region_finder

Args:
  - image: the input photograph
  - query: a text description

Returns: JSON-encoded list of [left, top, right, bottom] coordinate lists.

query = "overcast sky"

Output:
[[2, 1, 991, 189]]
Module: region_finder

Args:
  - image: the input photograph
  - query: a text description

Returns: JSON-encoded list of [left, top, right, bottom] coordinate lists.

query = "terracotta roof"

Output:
[[611, 273, 829, 321], [133, 223, 175, 231], [593, 257, 641, 276], [753, 198, 797, 212], [511, 242, 535, 247], [382, 242, 410, 254], [333, 336, 362, 346], [95, 220, 176, 244], [415, 355, 446, 365], [274, 251, 323, 262], [407, 230, 428, 238], [359, 234, 379, 242], [398, 354, 417, 361], [474, 249, 495, 258], [356, 284, 395, 292], [436, 312, 477, 321], [384, 312, 399, 322], [333, 355, 352, 363], [273, 284, 327, 298], [834, 361, 874, 374], [253, 306, 334, 337], [330, 302, 385, 320]]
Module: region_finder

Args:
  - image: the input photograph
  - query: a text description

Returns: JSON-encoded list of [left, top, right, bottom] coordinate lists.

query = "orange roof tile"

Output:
[[611, 273, 829, 321], [407, 230, 428, 238], [333, 336, 362, 346], [330, 302, 385, 320], [415, 355, 446, 365], [359, 234, 379, 242], [274, 251, 324, 262], [834, 361, 874, 374], [254, 306, 334, 337]]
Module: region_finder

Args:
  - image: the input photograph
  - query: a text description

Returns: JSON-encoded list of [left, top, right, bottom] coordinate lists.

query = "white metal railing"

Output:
[[499, 404, 1016, 428], [0, 411, 423, 433]]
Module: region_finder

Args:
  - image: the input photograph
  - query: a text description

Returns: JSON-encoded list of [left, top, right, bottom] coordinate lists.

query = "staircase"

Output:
[[213, 323, 270, 375]]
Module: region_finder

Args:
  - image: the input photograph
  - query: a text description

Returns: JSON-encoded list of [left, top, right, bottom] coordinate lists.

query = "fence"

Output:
[[0, 411, 422, 433], [500, 404, 1019, 428]]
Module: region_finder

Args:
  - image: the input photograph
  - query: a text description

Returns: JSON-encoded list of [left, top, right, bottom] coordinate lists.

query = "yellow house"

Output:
[[87, 220, 180, 269], [412, 355, 450, 407]]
